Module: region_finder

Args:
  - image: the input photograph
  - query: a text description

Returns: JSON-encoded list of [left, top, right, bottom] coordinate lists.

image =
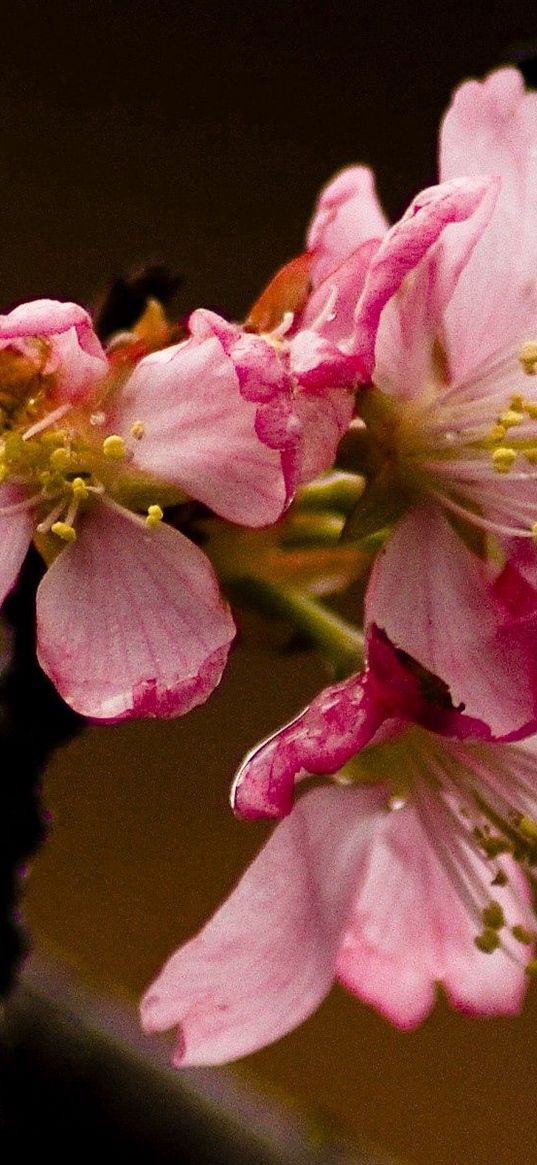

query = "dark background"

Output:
[[6, 2, 537, 1163]]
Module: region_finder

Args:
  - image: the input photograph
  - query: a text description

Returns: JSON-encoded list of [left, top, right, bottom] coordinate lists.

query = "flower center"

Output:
[[339, 725, 537, 968], [0, 346, 181, 549], [347, 339, 537, 546]]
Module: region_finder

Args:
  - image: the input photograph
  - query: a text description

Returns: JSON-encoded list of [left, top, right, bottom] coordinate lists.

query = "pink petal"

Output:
[[141, 783, 386, 1065], [233, 624, 492, 823], [353, 177, 498, 380], [337, 794, 532, 1028], [290, 380, 355, 485], [0, 298, 107, 403], [373, 178, 498, 398], [111, 322, 293, 528], [440, 67, 537, 251], [440, 69, 537, 381], [298, 238, 380, 349], [35, 499, 235, 721], [307, 166, 388, 286], [232, 669, 387, 820], [0, 298, 95, 341], [366, 505, 537, 738], [286, 329, 356, 483], [0, 485, 33, 606]]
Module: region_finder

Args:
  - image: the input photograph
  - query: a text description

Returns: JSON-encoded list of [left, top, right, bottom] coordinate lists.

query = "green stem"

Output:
[[228, 576, 364, 677], [296, 471, 365, 514]]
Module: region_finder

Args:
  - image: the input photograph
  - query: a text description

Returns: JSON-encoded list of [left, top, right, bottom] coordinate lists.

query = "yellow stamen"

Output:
[[498, 409, 525, 429], [523, 399, 537, 419], [71, 476, 89, 500], [482, 901, 505, 930], [491, 447, 516, 473], [130, 420, 145, 440], [488, 423, 506, 443], [525, 959, 537, 977], [51, 521, 77, 543], [520, 341, 537, 374], [102, 434, 126, 460], [512, 925, 534, 945], [532, 522, 537, 545], [145, 503, 164, 529], [518, 816, 537, 842], [50, 446, 70, 471], [475, 928, 500, 954]]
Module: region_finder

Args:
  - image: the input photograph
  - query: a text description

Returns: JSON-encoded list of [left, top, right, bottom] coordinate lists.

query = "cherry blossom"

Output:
[[142, 628, 537, 1064], [0, 298, 296, 720], [328, 69, 537, 737]]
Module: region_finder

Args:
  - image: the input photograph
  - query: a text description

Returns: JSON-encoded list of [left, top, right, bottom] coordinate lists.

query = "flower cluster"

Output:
[[4, 66, 537, 1061], [139, 67, 537, 1062]]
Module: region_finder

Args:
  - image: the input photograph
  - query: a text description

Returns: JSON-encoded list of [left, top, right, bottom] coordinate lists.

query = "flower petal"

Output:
[[366, 505, 537, 738], [232, 669, 386, 820], [112, 317, 293, 527], [0, 298, 107, 403], [337, 792, 532, 1028], [36, 499, 235, 721], [290, 380, 355, 485], [0, 485, 33, 605], [299, 238, 380, 349], [440, 67, 537, 263], [141, 783, 386, 1066], [373, 178, 498, 398], [440, 69, 537, 380], [307, 166, 388, 285], [353, 177, 498, 380]]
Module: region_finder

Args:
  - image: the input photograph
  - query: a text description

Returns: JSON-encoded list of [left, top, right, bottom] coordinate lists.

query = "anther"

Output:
[[492, 447, 516, 473], [482, 901, 505, 930], [131, 420, 145, 440], [520, 341, 537, 374], [512, 925, 534, 945], [102, 434, 126, 459], [475, 928, 500, 953], [51, 521, 77, 543], [146, 503, 164, 529], [525, 959, 537, 977], [50, 447, 71, 471], [476, 830, 510, 858], [498, 410, 525, 429], [71, 477, 89, 500], [518, 816, 537, 842]]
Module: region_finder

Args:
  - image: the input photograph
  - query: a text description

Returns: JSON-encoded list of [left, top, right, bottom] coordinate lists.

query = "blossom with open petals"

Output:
[[141, 628, 537, 1064], [328, 69, 537, 737], [0, 298, 294, 720]]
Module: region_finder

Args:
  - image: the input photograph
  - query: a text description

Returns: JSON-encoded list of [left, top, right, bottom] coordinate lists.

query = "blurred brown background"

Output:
[[8, 1, 537, 1162]]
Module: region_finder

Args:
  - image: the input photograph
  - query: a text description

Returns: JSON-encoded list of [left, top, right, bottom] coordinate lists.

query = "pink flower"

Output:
[[332, 68, 537, 737], [178, 159, 490, 494], [0, 298, 294, 720], [141, 628, 537, 1064]]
